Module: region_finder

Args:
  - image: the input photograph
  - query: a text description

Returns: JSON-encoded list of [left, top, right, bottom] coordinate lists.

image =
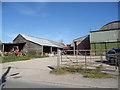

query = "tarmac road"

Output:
[[3, 79, 72, 88]]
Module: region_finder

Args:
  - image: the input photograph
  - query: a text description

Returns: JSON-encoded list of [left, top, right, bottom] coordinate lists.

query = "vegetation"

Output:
[[50, 68, 69, 75], [50, 65, 115, 78], [96, 64, 104, 71], [2, 55, 45, 63], [83, 71, 113, 78]]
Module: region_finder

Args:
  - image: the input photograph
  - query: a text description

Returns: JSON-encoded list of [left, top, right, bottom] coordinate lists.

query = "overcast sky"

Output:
[[2, 2, 118, 44]]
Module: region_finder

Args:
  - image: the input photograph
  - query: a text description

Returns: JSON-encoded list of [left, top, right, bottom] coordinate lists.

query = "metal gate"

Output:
[[57, 49, 119, 77]]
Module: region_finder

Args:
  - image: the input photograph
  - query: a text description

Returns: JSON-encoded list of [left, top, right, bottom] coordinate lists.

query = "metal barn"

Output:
[[0, 41, 2, 51], [90, 21, 120, 55]]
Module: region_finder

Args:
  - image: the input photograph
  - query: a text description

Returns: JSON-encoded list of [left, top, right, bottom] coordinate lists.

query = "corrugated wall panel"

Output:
[[91, 42, 120, 50], [90, 42, 120, 55], [90, 30, 119, 43], [118, 30, 120, 41]]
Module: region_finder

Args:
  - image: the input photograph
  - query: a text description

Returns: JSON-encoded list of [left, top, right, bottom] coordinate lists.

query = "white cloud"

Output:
[[13, 3, 50, 17]]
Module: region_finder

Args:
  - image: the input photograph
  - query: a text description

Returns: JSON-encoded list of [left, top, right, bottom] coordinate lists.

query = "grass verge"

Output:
[[50, 68, 69, 75], [2, 55, 45, 63], [50, 66, 115, 78], [83, 71, 114, 78]]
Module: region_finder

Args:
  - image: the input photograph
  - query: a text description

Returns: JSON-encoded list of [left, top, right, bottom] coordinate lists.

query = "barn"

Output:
[[90, 21, 120, 55], [0, 41, 2, 51], [73, 35, 90, 55], [3, 34, 64, 56]]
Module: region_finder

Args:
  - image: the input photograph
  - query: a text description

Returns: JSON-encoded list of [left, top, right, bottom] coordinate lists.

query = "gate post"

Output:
[[57, 49, 61, 69], [118, 54, 120, 90]]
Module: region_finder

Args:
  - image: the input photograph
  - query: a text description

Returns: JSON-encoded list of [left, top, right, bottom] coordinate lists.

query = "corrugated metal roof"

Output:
[[73, 35, 88, 42], [20, 34, 64, 48], [48, 40, 65, 47], [99, 21, 120, 31]]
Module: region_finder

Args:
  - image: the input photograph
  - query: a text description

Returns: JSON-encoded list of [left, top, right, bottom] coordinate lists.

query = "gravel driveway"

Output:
[[1, 56, 119, 88]]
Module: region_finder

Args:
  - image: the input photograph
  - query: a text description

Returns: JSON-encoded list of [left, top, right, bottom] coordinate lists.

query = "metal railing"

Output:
[[56, 49, 119, 77]]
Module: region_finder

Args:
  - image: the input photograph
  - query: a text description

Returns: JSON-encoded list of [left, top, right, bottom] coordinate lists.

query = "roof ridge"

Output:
[[21, 34, 61, 43], [73, 35, 88, 41], [20, 34, 48, 41]]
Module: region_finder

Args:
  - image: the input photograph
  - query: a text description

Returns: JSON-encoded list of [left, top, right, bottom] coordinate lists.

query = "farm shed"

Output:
[[13, 34, 64, 56], [90, 21, 120, 55], [0, 41, 2, 51], [73, 35, 90, 55]]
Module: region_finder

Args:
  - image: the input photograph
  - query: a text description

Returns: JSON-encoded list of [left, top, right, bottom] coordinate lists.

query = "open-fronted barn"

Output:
[[3, 34, 64, 56], [90, 21, 120, 54]]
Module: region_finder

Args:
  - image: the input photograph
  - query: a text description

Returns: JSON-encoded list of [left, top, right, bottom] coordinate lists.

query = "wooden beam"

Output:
[[41, 46, 43, 56], [50, 47, 52, 53], [2, 44, 4, 52], [73, 42, 76, 55]]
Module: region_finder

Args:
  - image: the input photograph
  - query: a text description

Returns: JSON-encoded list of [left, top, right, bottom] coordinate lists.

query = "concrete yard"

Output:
[[1, 56, 119, 88]]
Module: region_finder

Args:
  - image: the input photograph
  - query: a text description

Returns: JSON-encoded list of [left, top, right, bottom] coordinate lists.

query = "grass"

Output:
[[50, 68, 69, 75], [50, 66, 84, 75], [96, 64, 104, 71], [50, 65, 115, 78], [83, 71, 114, 78], [2, 55, 45, 63]]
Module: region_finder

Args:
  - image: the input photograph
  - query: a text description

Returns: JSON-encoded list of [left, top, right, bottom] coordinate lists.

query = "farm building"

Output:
[[62, 44, 74, 54], [0, 41, 2, 51], [90, 21, 120, 55], [3, 34, 64, 56], [73, 35, 90, 55]]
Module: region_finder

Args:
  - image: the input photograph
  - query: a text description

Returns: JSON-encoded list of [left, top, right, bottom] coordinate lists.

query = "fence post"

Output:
[[100, 54, 103, 64], [76, 50, 78, 65], [85, 51, 87, 71], [57, 49, 61, 69], [118, 54, 120, 90], [90, 50, 91, 62]]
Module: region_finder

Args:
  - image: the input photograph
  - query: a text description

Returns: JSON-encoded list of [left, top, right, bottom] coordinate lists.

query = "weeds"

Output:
[[96, 64, 104, 71], [50, 65, 115, 78], [83, 70, 114, 78], [50, 68, 69, 75]]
